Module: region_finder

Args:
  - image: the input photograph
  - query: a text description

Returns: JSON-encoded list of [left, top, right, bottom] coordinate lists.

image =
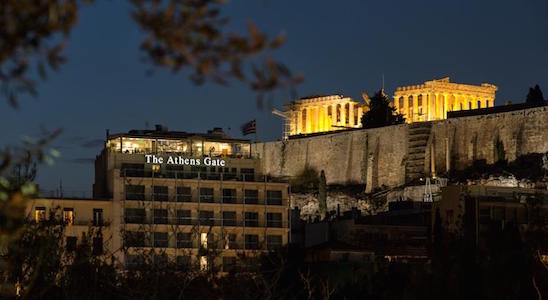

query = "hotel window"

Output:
[[336, 104, 341, 122], [153, 209, 168, 224], [121, 137, 152, 154], [266, 190, 283, 205], [267, 235, 282, 250], [240, 168, 255, 181], [199, 210, 214, 226], [125, 208, 146, 224], [125, 185, 145, 200], [191, 139, 203, 156], [121, 163, 144, 177], [244, 212, 259, 227], [245, 234, 260, 250], [34, 207, 46, 222], [66, 236, 77, 252], [154, 254, 168, 268], [92, 232, 103, 255], [125, 231, 145, 247], [460, 103, 463, 110], [327, 106, 332, 120], [200, 233, 208, 248], [153, 185, 168, 201], [176, 210, 191, 225], [353, 106, 359, 125], [176, 186, 192, 202], [477, 100, 481, 109], [267, 212, 282, 228], [153, 232, 168, 247], [177, 232, 193, 248], [222, 189, 237, 204], [223, 257, 238, 273], [224, 233, 237, 249], [222, 211, 237, 226], [126, 255, 145, 270], [468, 102, 472, 110], [63, 208, 74, 225], [93, 208, 103, 226], [199, 188, 214, 203], [177, 255, 191, 269], [200, 256, 209, 271], [398, 97, 404, 110], [156, 139, 189, 154], [244, 189, 259, 204]]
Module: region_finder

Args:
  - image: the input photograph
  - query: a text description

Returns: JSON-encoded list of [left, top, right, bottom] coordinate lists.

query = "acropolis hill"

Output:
[[257, 103, 548, 192]]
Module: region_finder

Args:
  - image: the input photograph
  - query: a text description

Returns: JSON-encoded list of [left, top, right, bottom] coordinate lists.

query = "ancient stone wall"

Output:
[[254, 106, 548, 190]]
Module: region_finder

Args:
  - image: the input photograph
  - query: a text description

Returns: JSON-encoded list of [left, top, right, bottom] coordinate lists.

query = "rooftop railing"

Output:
[[120, 169, 288, 184]]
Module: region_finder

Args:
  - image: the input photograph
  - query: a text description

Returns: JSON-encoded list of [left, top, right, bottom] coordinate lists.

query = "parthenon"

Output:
[[393, 77, 498, 123], [283, 95, 367, 136]]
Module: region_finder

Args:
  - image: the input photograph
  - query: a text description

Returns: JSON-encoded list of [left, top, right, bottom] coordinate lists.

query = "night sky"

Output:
[[1, 0, 547, 196]]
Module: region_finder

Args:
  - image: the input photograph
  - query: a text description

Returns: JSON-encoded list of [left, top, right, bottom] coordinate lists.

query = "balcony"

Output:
[[123, 194, 285, 206], [120, 169, 288, 184], [122, 217, 288, 228]]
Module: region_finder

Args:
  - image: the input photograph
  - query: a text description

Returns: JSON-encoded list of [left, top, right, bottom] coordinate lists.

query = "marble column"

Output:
[[434, 93, 440, 120], [403, 96, 409, 123], [443, 93, 449, 119], [296, 109, 302, 134], [349, 103, 354, 126], [340, 103, 346, 126]]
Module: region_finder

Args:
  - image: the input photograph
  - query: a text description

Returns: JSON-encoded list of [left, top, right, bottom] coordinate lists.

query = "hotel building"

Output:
[[29, 126, 290, 271]]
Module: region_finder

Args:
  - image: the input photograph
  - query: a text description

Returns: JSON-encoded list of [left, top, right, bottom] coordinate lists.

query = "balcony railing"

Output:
[[120, 169, 288, 183], [123, 194, 285, 206], [122, 216, 288, 228]]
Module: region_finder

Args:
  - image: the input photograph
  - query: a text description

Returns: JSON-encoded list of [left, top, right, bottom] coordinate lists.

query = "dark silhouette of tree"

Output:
[[526, 84, 545, 104], [361, 90, 405, 129], [0, 0, 301, 108]]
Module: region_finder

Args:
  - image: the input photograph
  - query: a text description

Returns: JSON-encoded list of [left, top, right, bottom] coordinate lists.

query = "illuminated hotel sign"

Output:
[[145, 154, 226, 167]]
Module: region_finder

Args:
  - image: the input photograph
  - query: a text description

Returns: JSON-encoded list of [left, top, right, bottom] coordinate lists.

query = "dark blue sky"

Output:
[[2, 0, 547, 196]]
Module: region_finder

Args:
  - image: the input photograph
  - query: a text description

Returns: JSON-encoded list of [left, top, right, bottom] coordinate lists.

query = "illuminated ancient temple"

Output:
[[282, 95, 367, 137], [393, 77, 498, 123]]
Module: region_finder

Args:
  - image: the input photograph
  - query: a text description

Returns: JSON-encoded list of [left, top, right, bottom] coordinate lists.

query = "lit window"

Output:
[[201, 233, 208, 248], [63, 208, 74, 225], [35, 207, 46, 222], [200, 256, 208, 271]]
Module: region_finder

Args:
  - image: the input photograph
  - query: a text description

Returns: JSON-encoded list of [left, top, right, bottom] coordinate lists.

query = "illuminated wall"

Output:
[[393, 77, 498, 123], [284, 95, 367, 136]]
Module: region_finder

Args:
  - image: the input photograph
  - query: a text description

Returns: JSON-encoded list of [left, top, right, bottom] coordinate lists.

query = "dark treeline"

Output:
[[2, 209, 547, 300]]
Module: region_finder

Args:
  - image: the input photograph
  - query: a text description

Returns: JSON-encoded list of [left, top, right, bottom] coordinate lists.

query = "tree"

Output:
[[0, 0, 301, 108], [361, 90, 405, 129], [526, 84, 545, 105]]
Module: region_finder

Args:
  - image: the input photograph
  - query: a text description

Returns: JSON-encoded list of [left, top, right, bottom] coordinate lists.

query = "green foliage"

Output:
[[526, 84, 545, 104], [290, 166, 319, 193], [361, 90, 405, 129]]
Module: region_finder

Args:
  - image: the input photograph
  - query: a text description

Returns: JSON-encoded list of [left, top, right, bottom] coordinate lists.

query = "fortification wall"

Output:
[[428, 105, 548, 174], [254, 106, 548, 190]]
